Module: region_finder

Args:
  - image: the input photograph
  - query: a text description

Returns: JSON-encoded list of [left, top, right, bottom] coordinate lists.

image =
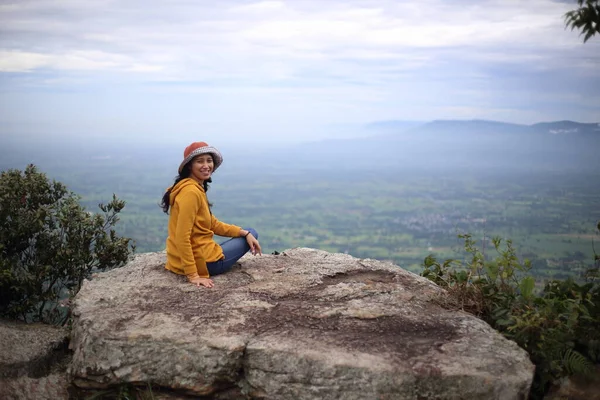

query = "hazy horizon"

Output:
[[1, 0, 599, 146]]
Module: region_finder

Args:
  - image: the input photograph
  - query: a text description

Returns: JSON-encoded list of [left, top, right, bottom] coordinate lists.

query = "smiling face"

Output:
[[189, 154, 214, 183]]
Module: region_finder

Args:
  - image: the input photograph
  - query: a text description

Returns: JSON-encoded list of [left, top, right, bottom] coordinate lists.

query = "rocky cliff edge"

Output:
[[69, 248, 534, 399]]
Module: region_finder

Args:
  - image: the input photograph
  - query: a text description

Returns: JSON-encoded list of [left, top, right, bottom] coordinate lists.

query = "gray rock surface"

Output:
[[70, 248, 535, 399], [0, 319, 70, 400]]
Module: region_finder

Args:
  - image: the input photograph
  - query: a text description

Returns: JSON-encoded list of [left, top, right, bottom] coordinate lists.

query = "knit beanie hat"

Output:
[[178, 142, 223, 173]]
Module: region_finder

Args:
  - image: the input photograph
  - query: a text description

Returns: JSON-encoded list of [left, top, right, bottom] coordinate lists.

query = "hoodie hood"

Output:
[[168, 178, 202, 206]]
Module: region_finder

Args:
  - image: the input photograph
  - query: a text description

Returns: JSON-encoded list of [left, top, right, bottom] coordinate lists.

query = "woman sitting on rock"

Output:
[[160, 141, 261, 288]]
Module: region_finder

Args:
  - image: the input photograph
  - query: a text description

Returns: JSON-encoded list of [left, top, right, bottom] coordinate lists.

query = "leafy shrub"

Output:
[[0, 165, 134, 324], [564, 0, 600, 43], [422, 231, 599, 399]]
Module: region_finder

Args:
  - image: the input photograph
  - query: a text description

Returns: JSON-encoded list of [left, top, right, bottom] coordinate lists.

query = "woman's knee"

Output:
[[246, 227, 258, 239]]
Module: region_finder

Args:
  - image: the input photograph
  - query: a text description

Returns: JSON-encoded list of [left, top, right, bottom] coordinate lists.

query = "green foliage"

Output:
[[38, 152, 597, 281], [0, 165, 134, 325], [565, 0, 600, 43], [421, 231, 600, 399]]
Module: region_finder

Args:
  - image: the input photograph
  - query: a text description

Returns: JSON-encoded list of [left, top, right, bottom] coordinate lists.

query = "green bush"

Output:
[[564, 0, 600, 43], [0, 165, 134, 325], [422, 231, 599, 399]]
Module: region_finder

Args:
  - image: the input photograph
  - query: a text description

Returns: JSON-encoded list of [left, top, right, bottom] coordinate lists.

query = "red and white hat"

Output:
[[178, 142, 223, 173]]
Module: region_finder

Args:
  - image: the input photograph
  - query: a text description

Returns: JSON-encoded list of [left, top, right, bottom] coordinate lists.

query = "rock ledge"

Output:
[[70, 248, 534, 399]]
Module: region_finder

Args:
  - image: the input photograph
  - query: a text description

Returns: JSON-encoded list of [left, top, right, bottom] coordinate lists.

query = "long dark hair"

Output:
[[160, 162, 212, 214]]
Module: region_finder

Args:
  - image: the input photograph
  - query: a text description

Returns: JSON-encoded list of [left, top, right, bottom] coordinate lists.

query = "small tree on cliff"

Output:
[[0, 164, 134, 324], [422, 231, 600, 399], [565, 0, 600, 43]]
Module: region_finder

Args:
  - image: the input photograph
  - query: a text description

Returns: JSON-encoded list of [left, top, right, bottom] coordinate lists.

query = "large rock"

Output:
[[0, 319, 70, 400], [69, 248, 534, 399]]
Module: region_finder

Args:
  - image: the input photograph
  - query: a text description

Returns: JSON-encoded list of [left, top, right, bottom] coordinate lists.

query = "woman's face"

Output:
[[189, 154, 214, 183]]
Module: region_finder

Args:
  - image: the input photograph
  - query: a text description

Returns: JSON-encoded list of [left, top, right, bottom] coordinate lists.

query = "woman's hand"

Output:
[[246, 234, 262, 256], [189, 276, 214, 288]]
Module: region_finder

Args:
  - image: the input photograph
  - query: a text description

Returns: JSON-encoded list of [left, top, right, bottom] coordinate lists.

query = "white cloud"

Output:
[[231, 1, 286, 13], [0, 51, 50, 72], [0, 50, 162, 73], [1, 0, 593, 79], [0, 0, 598, 138]]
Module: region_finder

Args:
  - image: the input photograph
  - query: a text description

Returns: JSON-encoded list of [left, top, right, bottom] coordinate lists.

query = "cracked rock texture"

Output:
[[69, 248, 534, 399]]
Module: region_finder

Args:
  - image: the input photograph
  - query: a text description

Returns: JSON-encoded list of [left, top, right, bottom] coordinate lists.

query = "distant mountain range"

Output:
[[529, 121, 600, 135], [2, 119, 597, 175], [364, 119, 600, 137], [288, 119, 600, 172]]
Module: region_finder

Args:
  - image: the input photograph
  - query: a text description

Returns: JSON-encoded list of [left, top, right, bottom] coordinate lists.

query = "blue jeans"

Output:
[[207, 228, 258, 276]]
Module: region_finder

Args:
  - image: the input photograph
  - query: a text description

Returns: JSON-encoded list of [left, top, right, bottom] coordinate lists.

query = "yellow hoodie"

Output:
[[165, 178, 241, 279]]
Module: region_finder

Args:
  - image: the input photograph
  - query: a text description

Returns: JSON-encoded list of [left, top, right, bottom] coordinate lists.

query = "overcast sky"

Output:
[[0, 0, 599, 145]]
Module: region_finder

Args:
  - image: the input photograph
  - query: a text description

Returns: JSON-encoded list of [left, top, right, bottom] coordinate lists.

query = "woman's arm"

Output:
[[239, 229, 262, 256], [175, 190, 210, 278], [210, 214, 241, 237], [239, 228, 250, 237], [210, 216, 261, 255]]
